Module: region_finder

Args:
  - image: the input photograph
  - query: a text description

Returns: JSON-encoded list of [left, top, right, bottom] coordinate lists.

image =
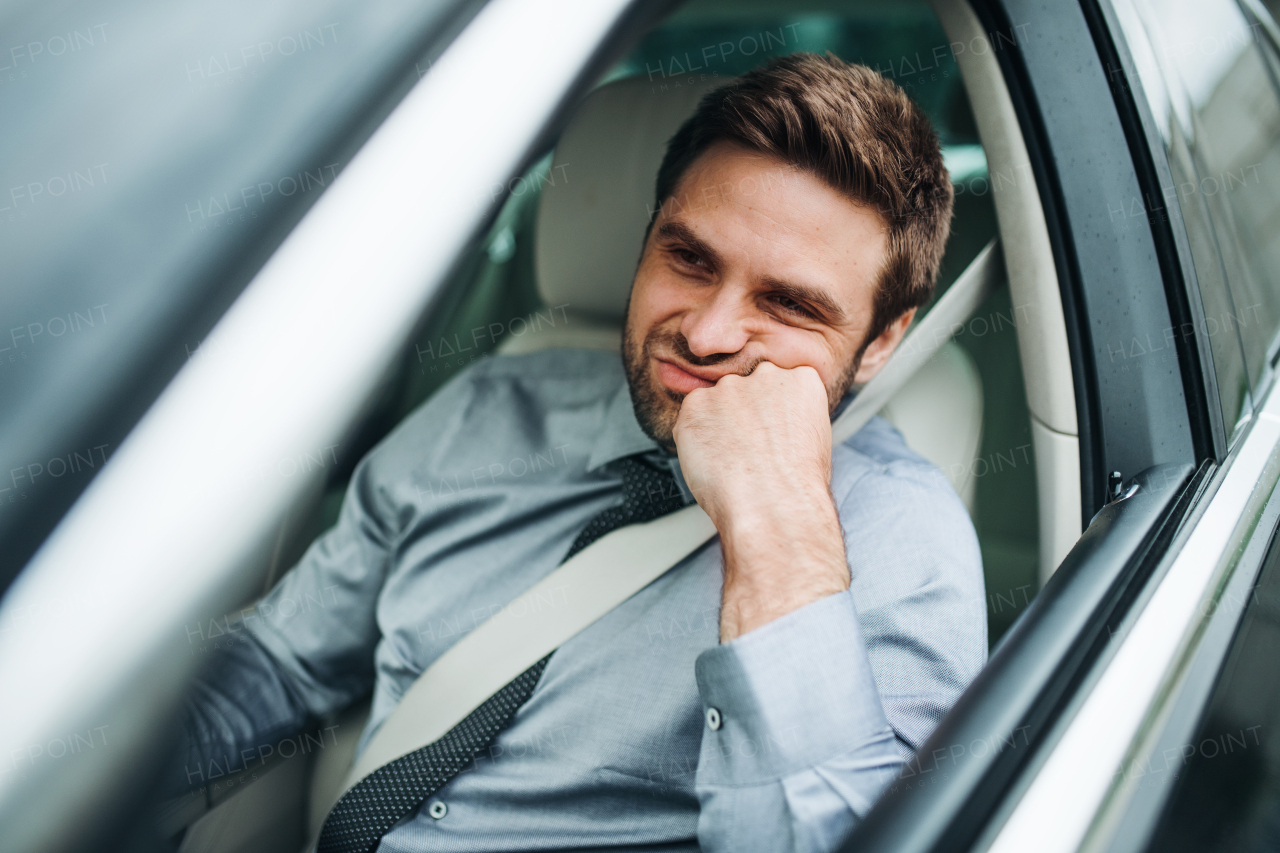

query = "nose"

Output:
[[679, 283, 752, 358]]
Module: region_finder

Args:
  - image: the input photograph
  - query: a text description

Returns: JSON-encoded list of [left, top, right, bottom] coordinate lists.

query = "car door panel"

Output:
[[842, 461, 1198, 853]]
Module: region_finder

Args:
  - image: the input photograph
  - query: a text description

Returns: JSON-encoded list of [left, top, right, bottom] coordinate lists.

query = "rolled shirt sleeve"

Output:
[[693, 591, 902, 853], [163, 456, 401, 801], [163, 629, 314, 798]]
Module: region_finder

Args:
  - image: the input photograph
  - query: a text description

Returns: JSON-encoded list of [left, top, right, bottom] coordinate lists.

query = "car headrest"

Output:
[[535, 75, 728, 322]]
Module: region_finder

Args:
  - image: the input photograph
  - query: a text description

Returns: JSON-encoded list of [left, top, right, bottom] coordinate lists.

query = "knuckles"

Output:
[[683, 363, 827, 424]]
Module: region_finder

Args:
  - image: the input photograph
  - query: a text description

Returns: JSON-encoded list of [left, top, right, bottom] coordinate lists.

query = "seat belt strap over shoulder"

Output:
[[832, 239, 1003, 444], [341, 238, 1004, 796]]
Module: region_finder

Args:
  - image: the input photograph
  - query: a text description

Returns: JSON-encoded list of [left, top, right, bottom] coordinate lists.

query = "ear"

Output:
[[852, 308, 917, 384]]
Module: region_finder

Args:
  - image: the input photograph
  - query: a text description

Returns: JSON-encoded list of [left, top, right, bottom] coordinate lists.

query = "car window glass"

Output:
[[1114, 0, 1280, 437], [0, 0, 466, 593]]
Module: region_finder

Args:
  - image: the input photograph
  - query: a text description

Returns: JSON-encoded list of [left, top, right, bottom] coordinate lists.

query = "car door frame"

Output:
[[971, 1, 1280, 851], [842, 0, 1237, 849]]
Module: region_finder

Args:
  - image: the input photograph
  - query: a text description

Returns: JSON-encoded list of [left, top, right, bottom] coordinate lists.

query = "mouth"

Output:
[[654, 357, 720, 395]]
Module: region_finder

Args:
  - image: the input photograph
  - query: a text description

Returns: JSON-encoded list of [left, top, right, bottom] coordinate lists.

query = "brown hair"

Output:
[[652, 52, 953, 350]]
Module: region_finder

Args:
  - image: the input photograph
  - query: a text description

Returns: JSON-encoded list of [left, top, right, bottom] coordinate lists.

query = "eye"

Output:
[[672, 248, 704, 267], [770, 294, 814, 319]]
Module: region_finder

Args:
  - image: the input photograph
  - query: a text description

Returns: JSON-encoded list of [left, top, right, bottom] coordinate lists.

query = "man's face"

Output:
[[623, 141, 906, 449]]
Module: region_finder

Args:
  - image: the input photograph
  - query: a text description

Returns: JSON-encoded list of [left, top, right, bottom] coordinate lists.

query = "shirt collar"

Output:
[[586, 380, 661, 472]]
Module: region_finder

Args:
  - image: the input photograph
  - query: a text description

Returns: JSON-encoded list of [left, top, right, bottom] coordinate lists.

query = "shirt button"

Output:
[[706, 707, 722, 731], [428, 800, 448, 820]]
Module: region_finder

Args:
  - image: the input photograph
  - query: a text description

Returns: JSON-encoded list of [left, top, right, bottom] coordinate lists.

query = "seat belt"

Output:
[[339, 238, 1004, 796]]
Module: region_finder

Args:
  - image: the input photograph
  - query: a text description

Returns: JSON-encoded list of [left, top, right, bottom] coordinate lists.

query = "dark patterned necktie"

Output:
[[318, 454, 686, 853]]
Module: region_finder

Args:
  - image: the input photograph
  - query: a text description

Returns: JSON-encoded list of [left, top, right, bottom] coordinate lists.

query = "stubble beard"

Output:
[[620, 302, 865, 453]]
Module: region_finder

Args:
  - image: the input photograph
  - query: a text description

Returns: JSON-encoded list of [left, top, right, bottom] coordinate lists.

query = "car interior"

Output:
[[169, 0, 1086, 850]]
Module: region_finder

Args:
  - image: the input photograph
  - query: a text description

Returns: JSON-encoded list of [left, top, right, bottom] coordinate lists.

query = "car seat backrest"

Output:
[[534, 75, 724, 322]]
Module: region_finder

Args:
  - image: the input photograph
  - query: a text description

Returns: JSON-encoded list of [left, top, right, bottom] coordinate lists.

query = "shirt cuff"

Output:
[[694, 589, 893, 785]]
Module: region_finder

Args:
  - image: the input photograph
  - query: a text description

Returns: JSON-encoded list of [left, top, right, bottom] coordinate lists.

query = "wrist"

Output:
[[713, 477, 836, 539], [717, 489, 849, 642]]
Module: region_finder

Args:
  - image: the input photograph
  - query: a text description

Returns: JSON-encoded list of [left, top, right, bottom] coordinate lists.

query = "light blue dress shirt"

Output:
[[175, 347, 987, 852]]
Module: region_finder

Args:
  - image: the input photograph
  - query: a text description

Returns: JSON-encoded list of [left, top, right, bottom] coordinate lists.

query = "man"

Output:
[[172, 53, 986, 852]]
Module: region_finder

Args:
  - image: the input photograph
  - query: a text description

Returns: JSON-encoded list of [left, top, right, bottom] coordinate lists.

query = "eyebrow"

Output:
[[656, 219, 848, 325], [655, 220, 724, 269]]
